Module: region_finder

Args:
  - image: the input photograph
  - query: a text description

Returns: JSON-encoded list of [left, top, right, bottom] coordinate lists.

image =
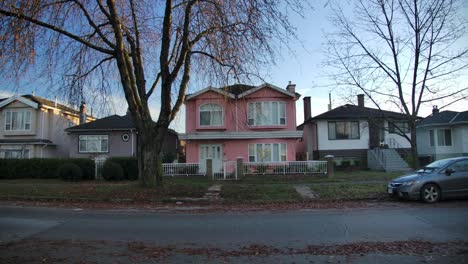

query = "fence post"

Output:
[[206, 159, 213, 179], [325, 155, 334, 178], [236, 157, 243, 179]]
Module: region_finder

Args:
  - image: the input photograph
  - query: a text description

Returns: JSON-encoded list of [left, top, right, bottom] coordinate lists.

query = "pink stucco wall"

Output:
[[184, 85, 299, 162]]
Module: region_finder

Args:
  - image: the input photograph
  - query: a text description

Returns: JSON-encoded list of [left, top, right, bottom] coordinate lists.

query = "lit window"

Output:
[[79, 135, 109, 153], [248, 143, 287, 162], [248, 101, 286, 126], [199, 104, 223, 126], [5, 110, 31, 131]]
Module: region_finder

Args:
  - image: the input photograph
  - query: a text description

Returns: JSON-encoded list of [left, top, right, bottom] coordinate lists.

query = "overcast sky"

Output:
[[1, 1, 467, 133]]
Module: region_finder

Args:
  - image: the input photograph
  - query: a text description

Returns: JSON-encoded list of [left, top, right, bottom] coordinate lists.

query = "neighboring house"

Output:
[[417, 107, 468, 161], [180, 82, 303, 172], [65, 113, 180, 160], [298, 94, 412, 171], [0, 94, 94, 158]]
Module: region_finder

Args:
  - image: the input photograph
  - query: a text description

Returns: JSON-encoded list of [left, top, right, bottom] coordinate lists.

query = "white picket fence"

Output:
[[162, 163, 204, 176], [243, 161, 327, 175]]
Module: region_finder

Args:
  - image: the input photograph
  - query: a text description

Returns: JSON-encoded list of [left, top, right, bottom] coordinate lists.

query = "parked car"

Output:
[[387, 157, 468, 203]]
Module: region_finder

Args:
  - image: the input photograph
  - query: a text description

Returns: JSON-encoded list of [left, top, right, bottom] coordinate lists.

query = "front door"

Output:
[[199, 144, 223, 173], [369, 120, 384, 148]]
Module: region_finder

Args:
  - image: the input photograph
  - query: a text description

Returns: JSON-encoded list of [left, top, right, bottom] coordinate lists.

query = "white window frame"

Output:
[[328, 121, 360, 140], [248, 143, 287, 162], [437, 129, 452, 146], [3, 149, 30, 159], [79, 135, 109, 153], [247, 101, 286, 126], [199, 104, 224, 127], [4, 109, 32, 131]]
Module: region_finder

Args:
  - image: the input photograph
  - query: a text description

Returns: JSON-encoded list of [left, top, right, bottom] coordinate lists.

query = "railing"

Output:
[[243, 161, 327, 175], [162, 163, 204, 176], [213, 160, 237, 180]]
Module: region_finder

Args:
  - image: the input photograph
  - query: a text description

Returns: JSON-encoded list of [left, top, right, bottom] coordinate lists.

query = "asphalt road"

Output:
[[1, 204, 468, 263]]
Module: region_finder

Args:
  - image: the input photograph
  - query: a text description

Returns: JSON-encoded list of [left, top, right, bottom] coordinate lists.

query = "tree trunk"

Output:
[[410, 120, 420, 169], [137, 126, 166, 187]]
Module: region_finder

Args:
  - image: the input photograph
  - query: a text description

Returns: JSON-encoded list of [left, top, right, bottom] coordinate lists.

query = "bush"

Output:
[[107, 157, 138, 180], [255, 164, 268, 174], [57, 163, 83, 182], [162, 152, 176, 163], [102, 161, 125, 181], [0, 158, 94, 180]]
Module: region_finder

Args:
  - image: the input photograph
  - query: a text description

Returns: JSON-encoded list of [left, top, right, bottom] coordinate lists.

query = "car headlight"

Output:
[[402, 180, 419, 186]]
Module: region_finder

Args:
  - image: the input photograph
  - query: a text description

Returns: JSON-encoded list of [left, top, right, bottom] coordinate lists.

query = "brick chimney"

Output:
[[357, 94, 365, 107], [286, 81, 296, 93], [432, 105, 439, 115], [303, 96, 311, 121], [79, 101, 87, 124]]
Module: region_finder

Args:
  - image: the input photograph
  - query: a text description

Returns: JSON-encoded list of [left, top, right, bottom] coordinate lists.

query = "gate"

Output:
[[94, 156, 108, 180]]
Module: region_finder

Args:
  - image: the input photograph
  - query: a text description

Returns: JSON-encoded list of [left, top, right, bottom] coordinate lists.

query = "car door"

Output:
[[439, 159, 468, 197]]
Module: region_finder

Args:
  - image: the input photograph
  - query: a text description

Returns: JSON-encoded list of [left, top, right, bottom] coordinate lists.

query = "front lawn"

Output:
[[221, 184, 302, 203], [311, 182, 388, 200]]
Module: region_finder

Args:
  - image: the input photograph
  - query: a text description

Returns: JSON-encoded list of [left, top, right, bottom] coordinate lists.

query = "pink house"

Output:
[[180, 83, 303, 171]]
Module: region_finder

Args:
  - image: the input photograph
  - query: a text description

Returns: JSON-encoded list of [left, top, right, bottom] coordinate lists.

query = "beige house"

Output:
[[0, 94, 94, 158]]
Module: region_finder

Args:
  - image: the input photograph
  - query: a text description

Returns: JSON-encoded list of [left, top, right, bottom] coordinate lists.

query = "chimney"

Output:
[[79, 101, 87, 124], [303, 96, 311, 121], [357, 94, 365, 107], [54, 96, 58, 108], [328, 93, 332, 111], [432, 105, 439, 115], [286, 81, 296, 93]]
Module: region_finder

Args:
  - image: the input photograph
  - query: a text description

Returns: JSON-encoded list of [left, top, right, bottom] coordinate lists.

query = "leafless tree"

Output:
[[326, 0, 468, 168], [0, 0, 305, 186]]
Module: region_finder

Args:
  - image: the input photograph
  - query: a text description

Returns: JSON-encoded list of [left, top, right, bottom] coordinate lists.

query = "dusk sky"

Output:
[[1, 1, 467, 133]]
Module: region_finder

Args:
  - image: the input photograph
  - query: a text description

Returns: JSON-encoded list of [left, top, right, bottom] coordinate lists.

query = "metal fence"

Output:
[[94, 156, 107, 180], [162, 163, 205, 176], [243, 161, 327, 175], [213, 160, 237, 180]]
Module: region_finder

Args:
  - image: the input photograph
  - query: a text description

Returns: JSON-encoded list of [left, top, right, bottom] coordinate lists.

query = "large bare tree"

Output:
[[0, 0, 304, 186], [326, 0, 468, 168]]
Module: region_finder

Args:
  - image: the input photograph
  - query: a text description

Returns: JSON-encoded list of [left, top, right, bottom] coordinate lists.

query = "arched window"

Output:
[[199, 104, 223, 126]]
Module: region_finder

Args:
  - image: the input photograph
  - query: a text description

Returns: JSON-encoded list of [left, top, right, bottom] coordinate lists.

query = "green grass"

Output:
[[311, 182, 388, 200], [0, 177, 212, 202], [221, 184, 302, 203]]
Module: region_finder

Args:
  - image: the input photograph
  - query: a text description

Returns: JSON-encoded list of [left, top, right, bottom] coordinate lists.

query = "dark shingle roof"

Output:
[[23, 94, 80, 114], [66, 114, 134, 131], [417, 110, 468, 127], [309, 104, 409, 121]]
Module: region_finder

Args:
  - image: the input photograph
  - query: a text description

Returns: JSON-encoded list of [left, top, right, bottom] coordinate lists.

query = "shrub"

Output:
[[162, 152, 176, 163], [102, 161, 125, 181], [107, 157, 138, 180], [255, 164, 268, 174], [57, 163, 83, 182]]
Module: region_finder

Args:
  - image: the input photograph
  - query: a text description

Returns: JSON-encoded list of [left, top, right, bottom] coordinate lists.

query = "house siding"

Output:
[[417, 124, 468, 160], [68, 130, 136, 158]]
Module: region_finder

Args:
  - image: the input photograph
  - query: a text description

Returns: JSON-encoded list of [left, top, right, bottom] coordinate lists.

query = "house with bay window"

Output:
[[65, 113, 180, 160], [180, 82, 303, 172], [417, 107, 468, 161], [298, 94, 412, 170], [0, 94, 94, 158]]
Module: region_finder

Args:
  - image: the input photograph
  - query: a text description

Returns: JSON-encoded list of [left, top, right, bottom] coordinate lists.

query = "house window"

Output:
[[429, 130, 435, 146], [5, 110, 31, 131], [3, 149, 30, 159], [437, 129, 452, 146], [247, 101, 286, 126], [79, 135, 109, 153], [199, 104, 223, 126], [248, 143, 287, 162], [389, 122, 410, 134], [328, 121, 360, 140]]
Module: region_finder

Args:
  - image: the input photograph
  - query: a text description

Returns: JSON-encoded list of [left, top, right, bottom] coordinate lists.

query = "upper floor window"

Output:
[[79, 135, 109, 153], [248, 101, 286, 126], [389, 121, 410, 134], [5, 110, 31, 131], [328, 121, 360, 140], [199, 104, 223, 126], [437, 129, 452, 146]]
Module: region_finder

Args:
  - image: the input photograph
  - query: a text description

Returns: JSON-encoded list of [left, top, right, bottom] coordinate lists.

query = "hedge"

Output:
[[0, 158, 94, 180], [107, 157, 138, 180]]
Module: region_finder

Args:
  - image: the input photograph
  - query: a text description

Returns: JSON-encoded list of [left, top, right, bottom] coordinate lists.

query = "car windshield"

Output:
[[417, 159, 453, 173]]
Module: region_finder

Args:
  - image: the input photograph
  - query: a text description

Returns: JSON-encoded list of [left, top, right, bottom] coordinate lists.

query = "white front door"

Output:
[[199, 144, 223, 173]]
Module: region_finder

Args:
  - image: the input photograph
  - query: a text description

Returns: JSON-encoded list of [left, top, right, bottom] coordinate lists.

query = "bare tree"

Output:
[[0, 0, 304, 186], [326, 0, 468, 168]]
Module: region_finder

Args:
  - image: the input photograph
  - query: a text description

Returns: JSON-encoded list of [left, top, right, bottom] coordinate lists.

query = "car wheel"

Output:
[[420, 183, 441, 203]]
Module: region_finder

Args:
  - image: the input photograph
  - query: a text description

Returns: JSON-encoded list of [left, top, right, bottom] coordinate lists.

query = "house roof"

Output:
[[310, 104, 409, 121], [417, 110, 468, 127], [0, 94, 93, 118], [66, 114, 178, 135], [186, 83, 299, 101]]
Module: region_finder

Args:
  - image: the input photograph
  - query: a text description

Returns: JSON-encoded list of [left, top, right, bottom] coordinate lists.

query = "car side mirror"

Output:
[[445, 168, 455, 176]]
